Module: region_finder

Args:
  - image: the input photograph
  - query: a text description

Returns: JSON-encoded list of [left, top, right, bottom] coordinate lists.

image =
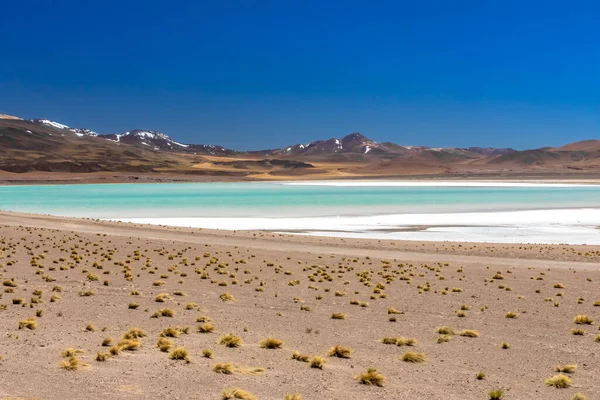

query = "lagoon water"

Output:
[[1, 181, 600, 244]]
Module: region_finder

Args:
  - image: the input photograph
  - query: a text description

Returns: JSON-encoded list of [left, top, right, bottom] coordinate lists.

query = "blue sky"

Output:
[[1, 0, 598, 150]]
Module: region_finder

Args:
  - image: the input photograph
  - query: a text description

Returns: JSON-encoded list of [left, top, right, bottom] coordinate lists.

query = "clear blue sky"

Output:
[[1, 0, 598, 150]]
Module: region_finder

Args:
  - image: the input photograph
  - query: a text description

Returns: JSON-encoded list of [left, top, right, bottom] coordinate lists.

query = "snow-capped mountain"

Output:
[[99, 130, 186, 150], [98, 130, 235, 154], [272, 133, 390, 156], [31, 119, 98, 137]]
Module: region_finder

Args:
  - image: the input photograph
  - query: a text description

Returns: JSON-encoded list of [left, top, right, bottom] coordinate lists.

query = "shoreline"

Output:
[[116, 208, 600, 245], [2, 209, 599, 262]]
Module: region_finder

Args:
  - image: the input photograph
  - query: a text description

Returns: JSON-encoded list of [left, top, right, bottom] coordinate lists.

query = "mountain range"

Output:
[[0, 113, 598, 180]]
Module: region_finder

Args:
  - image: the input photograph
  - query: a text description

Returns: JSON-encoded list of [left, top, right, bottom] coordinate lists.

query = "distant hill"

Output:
[[1, 113, 598, 178]]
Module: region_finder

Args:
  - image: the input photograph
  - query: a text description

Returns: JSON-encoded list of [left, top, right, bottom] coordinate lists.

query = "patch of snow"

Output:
[[37, 119, 70, 130], [172, 141, 188, 147], [364, 145, 371, 154], [69, 128, 98, 137], [26, 130, 32, 134], [141, 142, 150, 146]]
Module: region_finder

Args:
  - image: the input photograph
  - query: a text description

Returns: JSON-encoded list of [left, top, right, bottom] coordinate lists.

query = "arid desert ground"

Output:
[[0, 211, 599, 400]]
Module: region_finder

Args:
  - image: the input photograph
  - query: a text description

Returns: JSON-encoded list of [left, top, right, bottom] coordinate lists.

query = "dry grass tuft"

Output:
[[328, 344, 352, 358], [545, 374, 571, 388], [309, 355, 326, 369], [160, 327, 181, 338], [356, 368, 385, 386], [59, 356, 87, 371], [96, 352, 110, 362], [284, 394, 303, 400], [291, 351, 310, 362], [401, 351, 425, 363], [555, 364, 577, 373], [436, 326, 454, 335], [571, 393, 588, 400], [169, 346, 190, 362], [219, 334, 243, 348], [331, 313, 347, 320], [198, 323, 216, 333], [61, 348, 84, 358], [574, 315, 594, 325], [118, 339, 141, 351], [123, 327, 147, 339], [459, 329, 480, 337], [151, 308, 176, 318], [396, 337, 417, 346], [220, 293, 235, 302], [18, 318, 37, 330], [157, 338, 173, 352], [214, 362, 235, 374], [437, 335, 452, 343], [488, 388, 504, 399], [202, 349, 214, 358], [221, 388, 257, 400], [260, 337, 283, 349]]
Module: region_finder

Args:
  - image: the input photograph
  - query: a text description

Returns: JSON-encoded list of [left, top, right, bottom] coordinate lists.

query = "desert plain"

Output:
[[0, 211, 599, 400]]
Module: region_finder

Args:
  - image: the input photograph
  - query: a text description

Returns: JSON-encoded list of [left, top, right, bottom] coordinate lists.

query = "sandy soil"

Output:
[[1, 212, 599, 399]]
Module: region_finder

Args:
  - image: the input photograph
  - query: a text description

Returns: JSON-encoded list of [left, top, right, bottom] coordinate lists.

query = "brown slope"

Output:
[[0, 120, 185, 173]]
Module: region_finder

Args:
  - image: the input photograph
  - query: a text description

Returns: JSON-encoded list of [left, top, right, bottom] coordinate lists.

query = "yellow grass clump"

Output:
[[123, 327, 147, 339], [219, 334, 243, 348], [574, 315, 593, 325], [214, 362, 235, 374], [356, 368, 385, 386], [545, 374, 571, 388], [157, 338, 173, 352], [291, 351, 310, 362], [401, 351, 425, 363], [309, 356, 326, 369], [555, 364, 577, 373], [151, 308, 176, 318], [459, 329, 480, 337], [220, 293, 235, 302], [198, 323, 216, 333], [328, 344, 353, 358], [221, 388, 257, 400], [436, 326, 454, 335], [260, 337, 283, 349], [18, 318, 37, 330], [169, 346, 190, 362], [59, 357, 87, 371]]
